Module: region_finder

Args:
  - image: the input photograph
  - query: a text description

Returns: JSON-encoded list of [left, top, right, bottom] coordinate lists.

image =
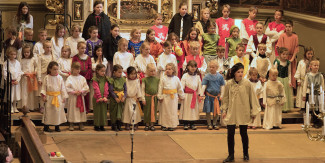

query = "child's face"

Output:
[[7, 32, 13, 39], [133, 30, 141, 39], [97, 67, 106, 77], [285, 24, 293, 34], [236, 47, 245, 58], [306, 51, 314, 60], [256, 24, 264, 35], [209, 63, 218, 74], [170, 36, 177, 45], [274, 11, 282, 22], [208, 26, 216, 34], [78, 44, 86, 54], [113, 69, 123, 78], [61, 49, 70, 58], [44, 43, 52, 54], [50, 65, 59, 76], [269, 71, 278, 81], [310, 62, 320, 73], [217, 51, 225, 58], [250, 73, 258, 81], [235, 68, 244, 81], [147, 67, 156, 77], [179, 5, 188, 16], [165, 65, 174, 76], [23, 48, 31, 58], [231, 28, 239, 38], [258, 47, 266, 55], [189, 46, 199, 56], [222, 7, 230, 18], [142, 45, 150, 56], [164, 45, 172, 54], [72, 29, 80, 38], [90, 30, 98, 39], [249, 10, 257, 19], [202, 10, 210, 21], [155, 16, 163, 26], [111, 27, 120, 38], [94, 4, 103, 14], [96, 48, 102, 57], [22, 6, 28, 15], [39, 32, 47, 42], [128, 70, 137, 80], [280, 51, 288, 61], [58, 29, 65, 37], [120, 42, 128, 52], [71, 68, 80, 76], [8, 52, 17, 60], [189, 31, 197, 40], [188, 65, 197, 74], [25, 32, 33, 40], [148, 31, 155, 41]]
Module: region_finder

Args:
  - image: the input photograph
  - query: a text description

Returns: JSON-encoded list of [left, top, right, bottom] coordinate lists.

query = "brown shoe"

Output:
[[79, 123, 85, 131], [69, 123, 74, 131]]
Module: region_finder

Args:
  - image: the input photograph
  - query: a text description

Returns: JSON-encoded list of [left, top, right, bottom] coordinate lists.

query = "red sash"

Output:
[[76, 95, 84, 112], [185, 55, 204, 68], [184, 86, 197, 109]]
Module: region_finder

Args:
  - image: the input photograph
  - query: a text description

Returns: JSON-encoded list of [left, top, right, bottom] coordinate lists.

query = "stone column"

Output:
[[104, 0, 108, 14], [158, 0, 161, 13], [90, 0, 93, 11], [117, 0, 121, 19], [188, 0, 192, 13], [172, 0, 176, 16]]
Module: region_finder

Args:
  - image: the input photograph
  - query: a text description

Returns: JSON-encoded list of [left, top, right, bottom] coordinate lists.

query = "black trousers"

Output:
[[227, 125, 249, 156], [305, 93, 322, 126]]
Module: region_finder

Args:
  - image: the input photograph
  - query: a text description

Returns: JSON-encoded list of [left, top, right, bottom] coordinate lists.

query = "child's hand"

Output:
[[38, 81, 42, 86], [121, 97, 125, 103], [103, 97, 108, 102], [297, 82, 301, 86], [219, 97, 222, 101], [251, 115, 256, 120], [62, 98, 66, 103], [115, 98, 120, 103], [142, 101, 146, 105], [159, 99, 163, 103], [303, 97, 306, 101], [42, 96, 47, 102], [222, 112, 227, 119], [199, 96, 205, 101], [179, 98, 184, 101]]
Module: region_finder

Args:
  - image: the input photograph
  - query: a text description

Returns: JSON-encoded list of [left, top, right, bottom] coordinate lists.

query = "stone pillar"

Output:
[[172, 0, 176, 16], [117, 0, 121, 19], [158, 0, 161, 13], [90, 0, 93, 11], [104, 0, 108, 14], [188, 0, 192, 13]]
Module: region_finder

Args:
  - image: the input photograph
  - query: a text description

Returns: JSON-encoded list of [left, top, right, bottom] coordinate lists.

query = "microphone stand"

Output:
[[130, 103, 136, 163]]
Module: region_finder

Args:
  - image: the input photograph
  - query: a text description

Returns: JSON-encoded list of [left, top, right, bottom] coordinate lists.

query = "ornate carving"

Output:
[[45, 0, 65, 25], [206, 0, 218, 16], [161, 0, 172, 23]]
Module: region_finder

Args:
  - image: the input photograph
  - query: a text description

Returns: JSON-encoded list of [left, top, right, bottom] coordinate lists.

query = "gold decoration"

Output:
[[46, 0, 65, 25]]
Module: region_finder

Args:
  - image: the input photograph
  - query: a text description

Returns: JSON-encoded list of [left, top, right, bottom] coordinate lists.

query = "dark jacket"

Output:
[[168, 13, 193, 40], [103, 34, 122, 62], [82, 12, 111, 40]]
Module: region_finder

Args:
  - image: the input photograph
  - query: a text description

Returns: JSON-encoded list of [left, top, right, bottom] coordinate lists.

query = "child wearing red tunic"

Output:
[[216, 4, 234, 47], [240, 7, 258, 44], [150, 13, 168, 43]]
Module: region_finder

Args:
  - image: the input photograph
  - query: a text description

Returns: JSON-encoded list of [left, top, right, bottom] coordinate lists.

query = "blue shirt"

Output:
[[202, 73, 225, 96]]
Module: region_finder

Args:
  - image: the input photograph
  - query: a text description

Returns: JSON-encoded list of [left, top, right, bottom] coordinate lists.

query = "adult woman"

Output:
[[13, 2, 33, 40]]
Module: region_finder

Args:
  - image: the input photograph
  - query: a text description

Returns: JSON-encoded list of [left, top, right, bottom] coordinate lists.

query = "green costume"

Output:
[[142, 76, 160, 124], [202, 33, 219, 56], [227, 37, 242, 58], [108, 77, 126, 124], [92, 76, 109, 126]]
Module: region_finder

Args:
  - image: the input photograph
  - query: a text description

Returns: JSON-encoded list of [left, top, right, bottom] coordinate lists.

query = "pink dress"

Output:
[[215, 17, 234, 47], [241, 19, 258, 41], [151, 25, 168, 42]]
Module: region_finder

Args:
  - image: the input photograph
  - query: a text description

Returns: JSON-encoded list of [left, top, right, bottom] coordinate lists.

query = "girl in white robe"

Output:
[[180, 60, 202, 130], [113, 38, 134, 76], [122, 67, 144, 130], [158, 63, 185, 131], [65, 24, 85, 57], [157, 42, 177, 79], [57, 46, 72, 82], [21, 45, 38, 111], [248, 68, 263, 128], [41, 61, 68, 132], [133, 42, 156, 78], [66, 62, 89, 131], [3, 47, 24, 113], [51, 24, 65, 59]]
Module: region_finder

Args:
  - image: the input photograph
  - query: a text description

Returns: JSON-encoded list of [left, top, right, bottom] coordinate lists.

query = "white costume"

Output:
[[294, 59, 308, 108], [113, 51, 134, 76], [133, 54, 156, 73], [51, 37, 64, 59], [3, 60, 23, 101], [248, 80, 263, 127], [122, 79, 143, 124], [57, 58, 72, 81], [65, 36, 85, 57], [157, 53, 177, 78], [21, 57, 38, 110]]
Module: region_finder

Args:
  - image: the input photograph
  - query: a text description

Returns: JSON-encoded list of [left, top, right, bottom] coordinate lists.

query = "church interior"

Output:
[[0, 0, 325, 163]]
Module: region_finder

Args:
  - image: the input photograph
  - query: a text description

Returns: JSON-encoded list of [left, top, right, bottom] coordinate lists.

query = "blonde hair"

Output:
[[140, 42, 150, 54], [38, 28, 47, 35], [166, 63, 177, 76], [6, 46, 18, 57], [42, 40, 51, 47], [154, 13, 163, 20], [61, 45, 71, 58], [200, 8, 210, 21], [209, 60, 219, 69], [130, 29, 141, 40], [189, 41, 200, 49], [269, 68, 278, 76], [71, 24, 82, 34], [71, 62, 81, 70], [146, 63, 156, 75], [257, 43, 266, 49], [310, 59, 320, 66], [217, 46, 225, 53], [24, 28, 33, 35], [118, 38, 129, 51], [54, 24, 65, 45], [249, 67, 258, 76], [249, 6, 258, 13], [22, 44, 33, 59], [222, 4, 231, 11], [77, 41, 86, 49]]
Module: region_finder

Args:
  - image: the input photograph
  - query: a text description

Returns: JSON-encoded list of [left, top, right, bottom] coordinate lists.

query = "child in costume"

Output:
[[194, 8, 211, 39], [33, 28, 47, 57], [248, 68, 263, 129], [128, 29, 144, 57], [202, 21, 219, 65], [57, 45, 72, 82], [240, 6, 258, 44], [86, 26, 103, 57], [183, 41, 207, 77], [166, 33, 184, 78], [226, 25, 242, 58], [229, 43, 249, 77], [180, 27, 202, 57], [133, 42, 156, 81], [150, 13, 168, 43], [250, 44, 272, 85], [65, 24, 85, 57], [51, 24, 65, 59], [145, 28, 163, 61], [215, 4, 234, 47], [157, 41, 178, 78], [113, 38, 134, 76]]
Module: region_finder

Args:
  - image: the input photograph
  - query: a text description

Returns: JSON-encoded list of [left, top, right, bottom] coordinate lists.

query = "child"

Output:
[[226, 25, 242, 58], [145, 29, 163, 61], [51, 24, 65, 59], [240, 6, 258, 44], [265, 10, 285, 63], [295, 47, 314, 111], [103, 24, 122, 76], [21, 45, 38, 112], [158, 63, 185, 131], [122, 66, 143, 130], [150, 13, 168, 43], [65, 24, 85, 57], [72, 41, 92, 112], [202, 21, 219, 65], [92, 64, 109, 131], [221, 63, 260, 162], [166, 33, 184, 78], [142, 63, 160, 131], [274, 47, 293, 113], [108, 64, 127, 131], [33, 28, 47, 57], [23, 28, 35, 48], [215, 4, 234, 47], [194, 8, 211, 37], [181, 27, 202, 57], [201, 60, 225, 130], [183, 41, 207, 76], [86, 26, 103, 57], [3, 47, 23, 113], [276, 20, 299, 89], [180, 60, 202, 130], [66, 62, 89, 131], [133, 42, 156, 79], [229, 43, 249, 77], [13, 2, 33, 31], [246, 22, 272, 62], [168, 2, 193, 41], [4, 27, 22, 61], [128, 29, 144, 57], [248, 68, 263, 129], [302, 59, 324, 128], [113, 38, 134, 76], [41, 61, 68, 132], [57, 45, 72, 81], [215, 46, 228, 75], [263, 68, 286, 130], [157, 41, 178, 79], [250, 44, 272, 84]]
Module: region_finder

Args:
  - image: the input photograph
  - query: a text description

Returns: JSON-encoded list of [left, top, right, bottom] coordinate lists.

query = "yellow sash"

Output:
[[114, 91, 124, 100], [233, 56, 249, 76], [162, 89, 177, 99], [47, 91, 61, 108]]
